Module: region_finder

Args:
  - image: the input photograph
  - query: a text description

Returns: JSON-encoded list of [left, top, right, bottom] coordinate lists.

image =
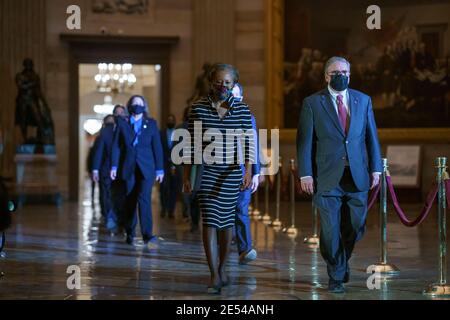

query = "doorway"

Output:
[[79, 63, 162, 198], [61, 34, 179, 201]]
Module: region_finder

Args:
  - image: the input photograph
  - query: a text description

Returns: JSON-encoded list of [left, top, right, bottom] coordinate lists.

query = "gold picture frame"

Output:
[[265, 0, 450, 144]]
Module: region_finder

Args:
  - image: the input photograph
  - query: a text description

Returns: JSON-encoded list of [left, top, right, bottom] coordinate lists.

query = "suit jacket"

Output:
[[297, 88, 382, 193], [92, 125, 114, 178], [112, 116, 164, 182]]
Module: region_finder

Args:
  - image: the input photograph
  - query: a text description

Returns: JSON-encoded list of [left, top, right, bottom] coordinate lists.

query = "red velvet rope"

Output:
[[289, 168, 450, 218], [386, 175, 438, 227]]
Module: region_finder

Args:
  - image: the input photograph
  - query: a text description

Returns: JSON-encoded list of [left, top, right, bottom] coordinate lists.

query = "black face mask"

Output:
[[212, 85, 232, 101], [167, 123, 175, 129], [329, 74, 349, 91], [128, 104, 145, 115]]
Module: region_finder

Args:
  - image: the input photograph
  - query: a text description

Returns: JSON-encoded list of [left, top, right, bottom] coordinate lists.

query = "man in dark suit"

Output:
[[92, 115, 116, 231], [297, 56, 382, 293], [92, 105, 126, 233], [111, 95, 164, 246], [159, 114, 179, 219]]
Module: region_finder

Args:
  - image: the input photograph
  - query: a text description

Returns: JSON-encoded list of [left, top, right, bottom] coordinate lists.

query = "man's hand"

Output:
[[370, 172, 381, 190], [182, 180, 192, 194], [110, 169, 117, 181], [300, 176, 314, 195], [92, 170, 99, 183], [250, 175, 260, 193], [156, 173, 164, 183]]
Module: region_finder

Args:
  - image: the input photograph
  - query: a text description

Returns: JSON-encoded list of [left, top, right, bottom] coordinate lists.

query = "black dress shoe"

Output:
[[328, 280, 345, 293]]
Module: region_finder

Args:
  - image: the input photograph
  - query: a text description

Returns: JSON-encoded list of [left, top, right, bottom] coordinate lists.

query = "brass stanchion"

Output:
[[371, 158, 400, 274], [303, 202, 320, 245], [286, 159, 298, 236], [424, 157, 450, 297], [271, 157, 282, 228]]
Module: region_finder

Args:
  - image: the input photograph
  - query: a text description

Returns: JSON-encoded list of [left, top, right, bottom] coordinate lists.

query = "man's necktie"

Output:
[[337, 94, 348, 134]]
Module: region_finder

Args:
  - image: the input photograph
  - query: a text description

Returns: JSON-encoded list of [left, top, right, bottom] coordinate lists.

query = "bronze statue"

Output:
[[15, 58, 55, 145]]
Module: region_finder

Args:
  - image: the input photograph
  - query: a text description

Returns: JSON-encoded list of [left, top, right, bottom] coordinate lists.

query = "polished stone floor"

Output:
[[0, 184, 449, 300]]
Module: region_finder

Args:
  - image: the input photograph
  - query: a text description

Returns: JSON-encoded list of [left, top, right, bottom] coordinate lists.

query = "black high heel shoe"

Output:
[[207, 285, 222, 294]]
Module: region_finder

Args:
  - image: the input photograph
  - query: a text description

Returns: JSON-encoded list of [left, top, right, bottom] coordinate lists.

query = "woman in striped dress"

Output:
[[183, 64, 254, 293]]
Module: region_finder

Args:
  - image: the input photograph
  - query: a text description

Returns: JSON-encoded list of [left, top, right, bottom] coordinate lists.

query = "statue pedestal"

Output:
[[13, 154, 62, 207]]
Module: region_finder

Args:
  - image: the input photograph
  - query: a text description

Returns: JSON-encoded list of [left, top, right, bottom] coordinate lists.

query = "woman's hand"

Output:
[[242, 171, 252, 190]]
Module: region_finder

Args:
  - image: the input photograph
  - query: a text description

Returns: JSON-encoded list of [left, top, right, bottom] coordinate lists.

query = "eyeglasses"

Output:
[[328, 70, 350, 76]]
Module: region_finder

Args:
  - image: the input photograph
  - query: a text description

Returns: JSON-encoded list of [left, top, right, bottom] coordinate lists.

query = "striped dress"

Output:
[[188, 95, 255, 230]]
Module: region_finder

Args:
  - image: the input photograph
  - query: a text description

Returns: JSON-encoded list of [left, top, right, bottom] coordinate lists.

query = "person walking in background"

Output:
[[109, 105, 128, 234], [175, 106, 195, 225], [231, 83, 260, 265], [87, 137, 98, 206], [160, 114, 179, 219], [92, 114, 116, 232], [111, 95, 164, 246], [297, 56, 381, 293], [92, 104, 127, 233], [183, 64, 255, 294]]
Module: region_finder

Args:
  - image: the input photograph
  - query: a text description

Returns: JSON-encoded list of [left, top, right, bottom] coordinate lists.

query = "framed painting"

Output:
[[265, 0, 450, 143], [386, 145, 421, 187]]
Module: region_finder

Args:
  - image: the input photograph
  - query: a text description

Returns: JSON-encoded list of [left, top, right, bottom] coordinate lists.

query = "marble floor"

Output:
[[0, 186, 449, 300]]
